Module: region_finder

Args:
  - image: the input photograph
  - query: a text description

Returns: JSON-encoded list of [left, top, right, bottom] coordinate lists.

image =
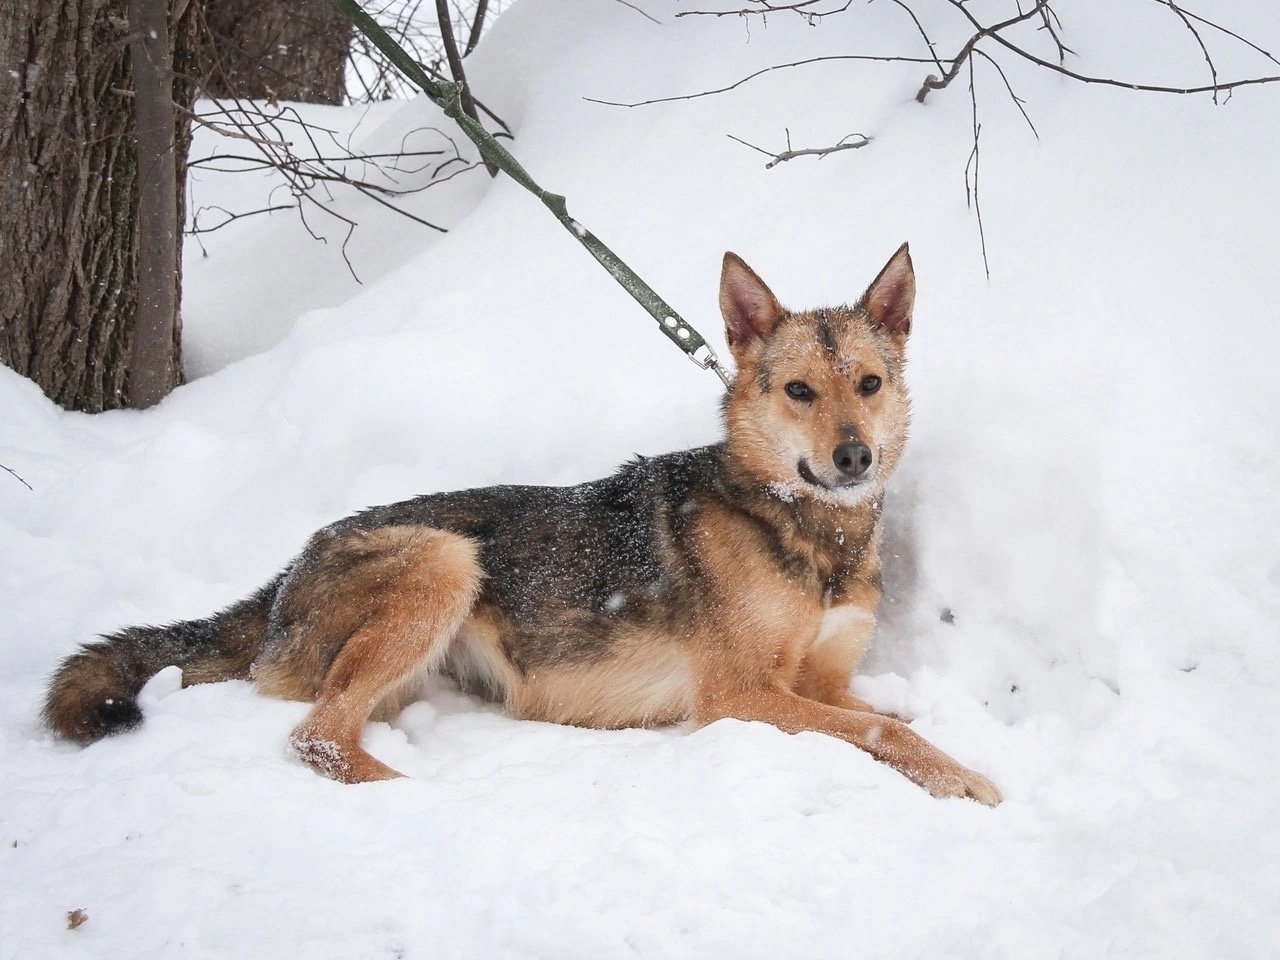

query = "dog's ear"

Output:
[[861, 243, 915, 338], [720, 253, 783, 351]]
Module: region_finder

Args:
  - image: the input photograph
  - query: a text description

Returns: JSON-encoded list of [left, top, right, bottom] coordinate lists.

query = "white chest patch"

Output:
[[811, 605, 877, 666]]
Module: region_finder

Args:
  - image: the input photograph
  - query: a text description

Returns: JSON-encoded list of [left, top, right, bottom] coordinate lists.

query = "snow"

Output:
[[3, 0, 1280, 956]]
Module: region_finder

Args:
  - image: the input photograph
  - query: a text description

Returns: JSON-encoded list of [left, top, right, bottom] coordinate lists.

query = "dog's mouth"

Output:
[[797, 458, 869, 491]]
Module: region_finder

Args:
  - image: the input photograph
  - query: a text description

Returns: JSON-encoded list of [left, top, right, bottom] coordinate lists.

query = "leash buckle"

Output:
[[690, 344, 733, 388]]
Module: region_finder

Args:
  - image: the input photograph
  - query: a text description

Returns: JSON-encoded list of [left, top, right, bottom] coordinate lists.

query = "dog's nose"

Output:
[[833, 442, 873, 479]]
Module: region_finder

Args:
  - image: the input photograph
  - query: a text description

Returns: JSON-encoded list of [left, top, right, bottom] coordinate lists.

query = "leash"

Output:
[[329, 0, 733, 388]]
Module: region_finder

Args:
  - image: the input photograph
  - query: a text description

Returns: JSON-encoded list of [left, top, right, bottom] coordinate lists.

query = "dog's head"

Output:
[[720, 245, 914, 506]]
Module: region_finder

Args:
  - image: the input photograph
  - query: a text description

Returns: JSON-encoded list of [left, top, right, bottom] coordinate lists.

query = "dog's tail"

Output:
[[43, 578, 282, 744]]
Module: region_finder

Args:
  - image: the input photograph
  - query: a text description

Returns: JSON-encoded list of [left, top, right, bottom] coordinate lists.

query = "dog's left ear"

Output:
[[861, 243, 915, 338]]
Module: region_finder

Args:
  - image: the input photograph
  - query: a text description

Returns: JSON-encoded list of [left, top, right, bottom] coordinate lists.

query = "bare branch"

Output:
[[1177, 6, 1279, 68], [614, 0, 662, 24], [677, 0, 852, 21], [186, 100, 477, 279], [1158, 0, 1221, 103], [939, 0, 1280, 97], [727, 130, 872, 168], [599, 0, 1280, 285], [971, 48, 1038, 139], [190, 203, 297, 235], [464, 0, 490, 54], [1034, 2, 1073, 64], [917, 1, 1046, 103], [963, 57, 990, 281], [187, 109, 291, 148], [882, 0, 946, 74], [1, 463, 33, 491], [586, 53, 940, 108]]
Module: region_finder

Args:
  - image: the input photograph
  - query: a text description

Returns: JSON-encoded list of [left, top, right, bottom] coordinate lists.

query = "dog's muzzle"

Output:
[[797, 449, 873, 491]]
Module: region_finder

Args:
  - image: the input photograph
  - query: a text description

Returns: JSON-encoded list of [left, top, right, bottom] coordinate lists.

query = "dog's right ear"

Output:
[[720, 253, 783, 352]]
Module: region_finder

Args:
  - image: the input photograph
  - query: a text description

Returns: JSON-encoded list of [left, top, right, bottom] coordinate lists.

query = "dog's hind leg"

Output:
[[264, 526, 483, 784]]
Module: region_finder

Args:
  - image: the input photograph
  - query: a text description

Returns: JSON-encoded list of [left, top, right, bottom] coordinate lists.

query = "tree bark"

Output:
[[0, 0, 192, 412], [129, 0, 180, 408], [197, 0, 353, 105]]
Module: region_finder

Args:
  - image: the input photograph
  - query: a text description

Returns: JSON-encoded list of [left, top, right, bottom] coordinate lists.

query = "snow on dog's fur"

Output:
[[44, 246, 1000, 805]]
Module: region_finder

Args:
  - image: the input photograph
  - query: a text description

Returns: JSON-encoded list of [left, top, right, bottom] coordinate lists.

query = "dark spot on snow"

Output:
[[1180, 663, 1198, 673], [940, 607, 955, 624]]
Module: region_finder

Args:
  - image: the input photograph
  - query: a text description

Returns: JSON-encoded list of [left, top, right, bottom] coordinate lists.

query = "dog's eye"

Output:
[[859, 375, 882, 395], [784, 381, 814, 401]]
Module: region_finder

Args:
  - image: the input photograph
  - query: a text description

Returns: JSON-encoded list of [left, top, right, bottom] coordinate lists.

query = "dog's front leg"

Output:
[[695, 685, 1002, 806], [793, 606, 898, 717]]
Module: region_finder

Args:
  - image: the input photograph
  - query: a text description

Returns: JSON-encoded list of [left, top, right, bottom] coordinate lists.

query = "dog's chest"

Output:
[[767, 530, 883, 673], [811, 601, 876, 660]]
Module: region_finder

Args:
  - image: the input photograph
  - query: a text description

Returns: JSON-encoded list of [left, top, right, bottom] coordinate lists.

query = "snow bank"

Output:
[[2, 1, 1278, 957]]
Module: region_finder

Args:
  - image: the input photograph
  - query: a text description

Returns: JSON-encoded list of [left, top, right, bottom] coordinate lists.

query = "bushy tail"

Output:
[[43, 579, 281, 744]]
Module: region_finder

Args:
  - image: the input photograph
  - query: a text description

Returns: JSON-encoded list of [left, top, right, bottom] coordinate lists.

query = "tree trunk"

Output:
[[197, 0, 352, 105], [129, 0, 181, 408], [0, 0, 192, 412]]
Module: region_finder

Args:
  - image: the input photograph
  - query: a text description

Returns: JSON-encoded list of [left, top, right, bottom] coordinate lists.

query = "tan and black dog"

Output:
[[45, 246, 1002, 805]]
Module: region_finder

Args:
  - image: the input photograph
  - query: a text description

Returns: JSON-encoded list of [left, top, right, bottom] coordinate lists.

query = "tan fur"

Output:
[[691, 684, 1000, 805], [279, 527, 483, 783], [510, 633, 692, 729], [48, 246, 1001, 806], [269, 247, 998, 803], [796, 605, 879, 711]]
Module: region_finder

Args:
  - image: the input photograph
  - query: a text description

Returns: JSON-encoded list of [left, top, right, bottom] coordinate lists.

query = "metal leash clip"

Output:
[[690, 343, 733, 388]]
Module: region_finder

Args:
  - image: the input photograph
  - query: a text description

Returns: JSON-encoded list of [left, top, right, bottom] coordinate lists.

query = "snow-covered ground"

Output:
[[3, 1, 1279, 956]]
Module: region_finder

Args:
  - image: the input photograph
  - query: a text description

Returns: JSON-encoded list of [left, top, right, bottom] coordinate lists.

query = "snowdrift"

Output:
[[2, 1, 1278, 956]]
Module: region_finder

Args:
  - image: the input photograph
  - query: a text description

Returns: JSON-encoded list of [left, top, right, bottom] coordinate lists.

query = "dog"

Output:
[[44, 246, 1001, 805]]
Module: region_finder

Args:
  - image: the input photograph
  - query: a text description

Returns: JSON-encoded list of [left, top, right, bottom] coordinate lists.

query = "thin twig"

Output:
[[186, 99, 474, 279], [187, 109, 291, 147], [1035, 2, 1073, 64], [677, 0, 852, 20], [882, 0, 946, 74], [190, 203, 296, 234], [463, 0, 489, 54], [614, 0, 662, 24], [1178, 6, 1279, 67], [1158, 0, 1220, 103], [586, 53, 940, 107], [727, 130, 872, 168], [971, 48, 1038, 138], [1, 463, 32, 491], [963, 57, 990, 281]]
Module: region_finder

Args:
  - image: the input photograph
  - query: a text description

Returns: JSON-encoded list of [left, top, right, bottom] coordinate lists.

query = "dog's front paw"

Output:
[[877, 721, 1003, 806], [925, 763, 1003, 806]]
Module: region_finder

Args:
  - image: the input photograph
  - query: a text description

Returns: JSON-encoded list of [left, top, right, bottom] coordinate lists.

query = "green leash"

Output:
[[329, 0, 732, 387]]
